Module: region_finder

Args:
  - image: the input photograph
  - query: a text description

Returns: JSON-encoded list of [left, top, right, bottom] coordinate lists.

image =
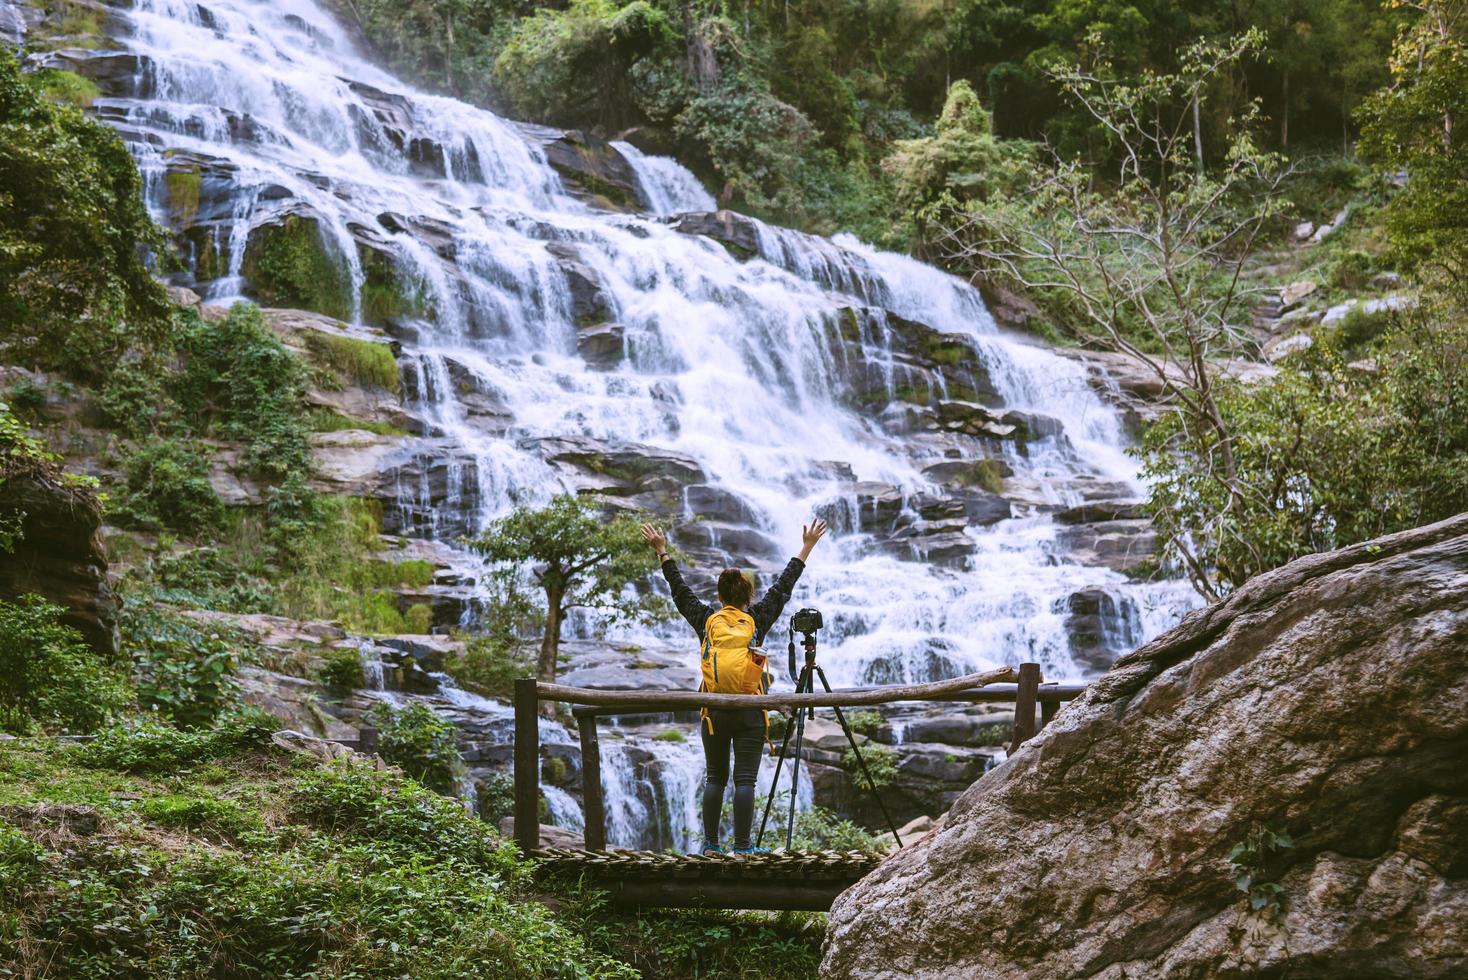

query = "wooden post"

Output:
[[578, 714, 607, 851], [1010, 662, 1041, 753], [357, 725, 378, 756], [514, 678, 540, 854], [1040, 696, 1058, 731]]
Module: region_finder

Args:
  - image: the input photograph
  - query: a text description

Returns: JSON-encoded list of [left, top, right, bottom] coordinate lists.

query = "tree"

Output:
[[1359, 0, 1468, 285], [936, 32, 1291, 598], [470, 494, 668, 699], [0, 48, 169, 382]]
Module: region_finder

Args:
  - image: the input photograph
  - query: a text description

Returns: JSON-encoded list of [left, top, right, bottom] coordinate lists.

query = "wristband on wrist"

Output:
[[657, 553, 669, 562]]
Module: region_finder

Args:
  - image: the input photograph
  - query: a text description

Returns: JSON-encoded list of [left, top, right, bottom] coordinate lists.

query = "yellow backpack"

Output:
[[699, 606, 771, 732]]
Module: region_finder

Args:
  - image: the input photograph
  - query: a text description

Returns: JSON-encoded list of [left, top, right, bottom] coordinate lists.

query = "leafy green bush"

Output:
[[475, 771, 515, 825], [317, 647, 366, 690], [0, 47, 169, 383], [8, 748, 635, 979], [80, 717, 272, 774], [1330, 248, 1376, 291], [0, 595, 130, 734], [841, 742, 898, 790], [446, 633, 534, 699], [300, 329, 401, 393], [844, 710, 883, 739], [109, 436, 224, 534], [369, 702, 465, 796], [148, 546, 276, 612], [123, 604, 244, 728], [291, 755, 502, 867]]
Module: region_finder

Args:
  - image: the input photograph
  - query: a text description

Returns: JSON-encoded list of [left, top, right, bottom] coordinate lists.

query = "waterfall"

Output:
[[612, 140, 717, 216], [10, 0, 1200, 847]]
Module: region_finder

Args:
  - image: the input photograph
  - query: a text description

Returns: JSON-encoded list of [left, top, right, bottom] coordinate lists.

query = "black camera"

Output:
[[790, 607, 823, 634]]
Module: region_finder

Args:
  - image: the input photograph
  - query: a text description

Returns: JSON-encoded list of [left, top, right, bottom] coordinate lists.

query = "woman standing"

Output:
[[640, 519, 828, 854]]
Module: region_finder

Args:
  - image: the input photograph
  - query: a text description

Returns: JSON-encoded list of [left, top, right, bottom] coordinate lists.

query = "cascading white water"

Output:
[[611, 140, 717, 216], [13, 0, 1200, 846]]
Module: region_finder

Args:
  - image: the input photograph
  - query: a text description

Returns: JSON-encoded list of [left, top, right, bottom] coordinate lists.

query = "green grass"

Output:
[[0, 731, 826, 978], [301, 331, 402, 394], [310, 407, 408, 436], [33, 68, 99, 106]]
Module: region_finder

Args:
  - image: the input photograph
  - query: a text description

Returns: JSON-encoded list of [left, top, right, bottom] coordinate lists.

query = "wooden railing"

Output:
[[513, 662, 1085, 853]]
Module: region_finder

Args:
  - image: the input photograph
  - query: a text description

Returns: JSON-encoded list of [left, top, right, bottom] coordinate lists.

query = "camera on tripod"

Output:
[[790, 607, 823, 634]]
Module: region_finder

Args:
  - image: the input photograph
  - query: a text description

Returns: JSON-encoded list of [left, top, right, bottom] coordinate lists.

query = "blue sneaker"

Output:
[[731, 846, 770, 855], [699, 842, 725, 856]]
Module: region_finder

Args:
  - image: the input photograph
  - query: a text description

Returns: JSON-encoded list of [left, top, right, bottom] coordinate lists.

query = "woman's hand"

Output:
[[640, 523, 669, 559], [796, 518, 828, 562]]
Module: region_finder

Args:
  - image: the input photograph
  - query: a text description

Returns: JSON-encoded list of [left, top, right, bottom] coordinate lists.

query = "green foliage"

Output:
[[148, 546, 276, 613], [1330, 248, 1376, 291], [1140, 304, 1468, 593], [651, 727, 685, 743], [446, 629, 535, 699], [4, 741, 636, 979], [317, 647, 366, 690], [0, 47, 169, 383], [1359, 1, 1468, 279], [471, 493, 668, 683], [300, 329, 402, 393], [240, 215, 354, 321], [79, 717, 272, 774], [884, 80, 1035, 246], [475, 771, 515, 825], [122, 603, 245, 729], [1228, 823, 1295, 918], [841, 742, 898, 790], [843, 710, 883, 739], [309, 407, 408, 435], [556, 884, 825, 980], [108, 435, 224, 535], [0, 595, 129, 735], [369, 701, 466, 796], [725, 795, 891, 857]]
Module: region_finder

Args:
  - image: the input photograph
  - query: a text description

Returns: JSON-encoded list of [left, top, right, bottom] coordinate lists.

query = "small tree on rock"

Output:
[[471, 494, 668, 702]]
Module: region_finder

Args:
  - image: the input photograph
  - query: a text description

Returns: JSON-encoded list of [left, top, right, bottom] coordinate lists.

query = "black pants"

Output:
[[700, 709, 764, 849]]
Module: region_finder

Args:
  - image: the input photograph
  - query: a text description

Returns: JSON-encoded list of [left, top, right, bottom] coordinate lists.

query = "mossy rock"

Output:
[[241, 214, 354, 322], [33, 68, 99, 106], [300, 330, 401, 394], [357, 245, 430, 326], [163, 166, 202, 227]]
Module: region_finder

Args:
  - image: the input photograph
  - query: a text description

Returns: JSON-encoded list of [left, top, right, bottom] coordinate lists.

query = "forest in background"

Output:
[[333, 0, 1404, 244]]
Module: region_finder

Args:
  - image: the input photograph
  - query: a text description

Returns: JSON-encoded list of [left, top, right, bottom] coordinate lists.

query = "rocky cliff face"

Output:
[[0, 448, 118, 655], [824, 513, 1468, 979]]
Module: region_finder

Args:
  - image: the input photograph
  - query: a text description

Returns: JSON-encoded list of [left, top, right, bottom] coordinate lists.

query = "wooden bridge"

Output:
[[514, 662, 1084, 910]]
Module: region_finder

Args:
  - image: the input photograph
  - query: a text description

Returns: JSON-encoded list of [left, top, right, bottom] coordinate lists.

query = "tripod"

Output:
[[756, 628, 904, 850]]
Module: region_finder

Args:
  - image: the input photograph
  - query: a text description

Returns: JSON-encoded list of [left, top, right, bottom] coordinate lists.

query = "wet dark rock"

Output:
[[345, 80, 446, 178], [880, 707, 1013, 748], [933, 400, 1062, 442], [545, 242, 614, 325], [0, 455, 118, 656], [851, 482, 904, 530], [975, 278, 1042, 332], [575, 322, 625, 368], [1062, 587, 1144, 675], [672, 521, 779, 563], [30, 48, 152, 99], [832, 307, 1000, 411], [528, 435, 705, 505], [681, 484, 761, 525], [1054, 499, 1143, 524], [1058, 519, 1159, 576], [671, 209, 761, 259], [533, 129, 641, 211]]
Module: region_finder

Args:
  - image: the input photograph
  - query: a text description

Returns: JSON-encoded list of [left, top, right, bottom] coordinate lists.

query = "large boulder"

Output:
[[824, 513, 1468, 979], [0, 453, 118, 655]]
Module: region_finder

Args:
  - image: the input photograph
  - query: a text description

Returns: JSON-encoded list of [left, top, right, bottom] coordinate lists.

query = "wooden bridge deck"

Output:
[[531, 848, 884, 911]]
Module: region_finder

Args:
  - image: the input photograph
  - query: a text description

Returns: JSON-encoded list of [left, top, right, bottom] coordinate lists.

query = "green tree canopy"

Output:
[[471, 494, 668, 693], [0, 48, 168, 381]]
